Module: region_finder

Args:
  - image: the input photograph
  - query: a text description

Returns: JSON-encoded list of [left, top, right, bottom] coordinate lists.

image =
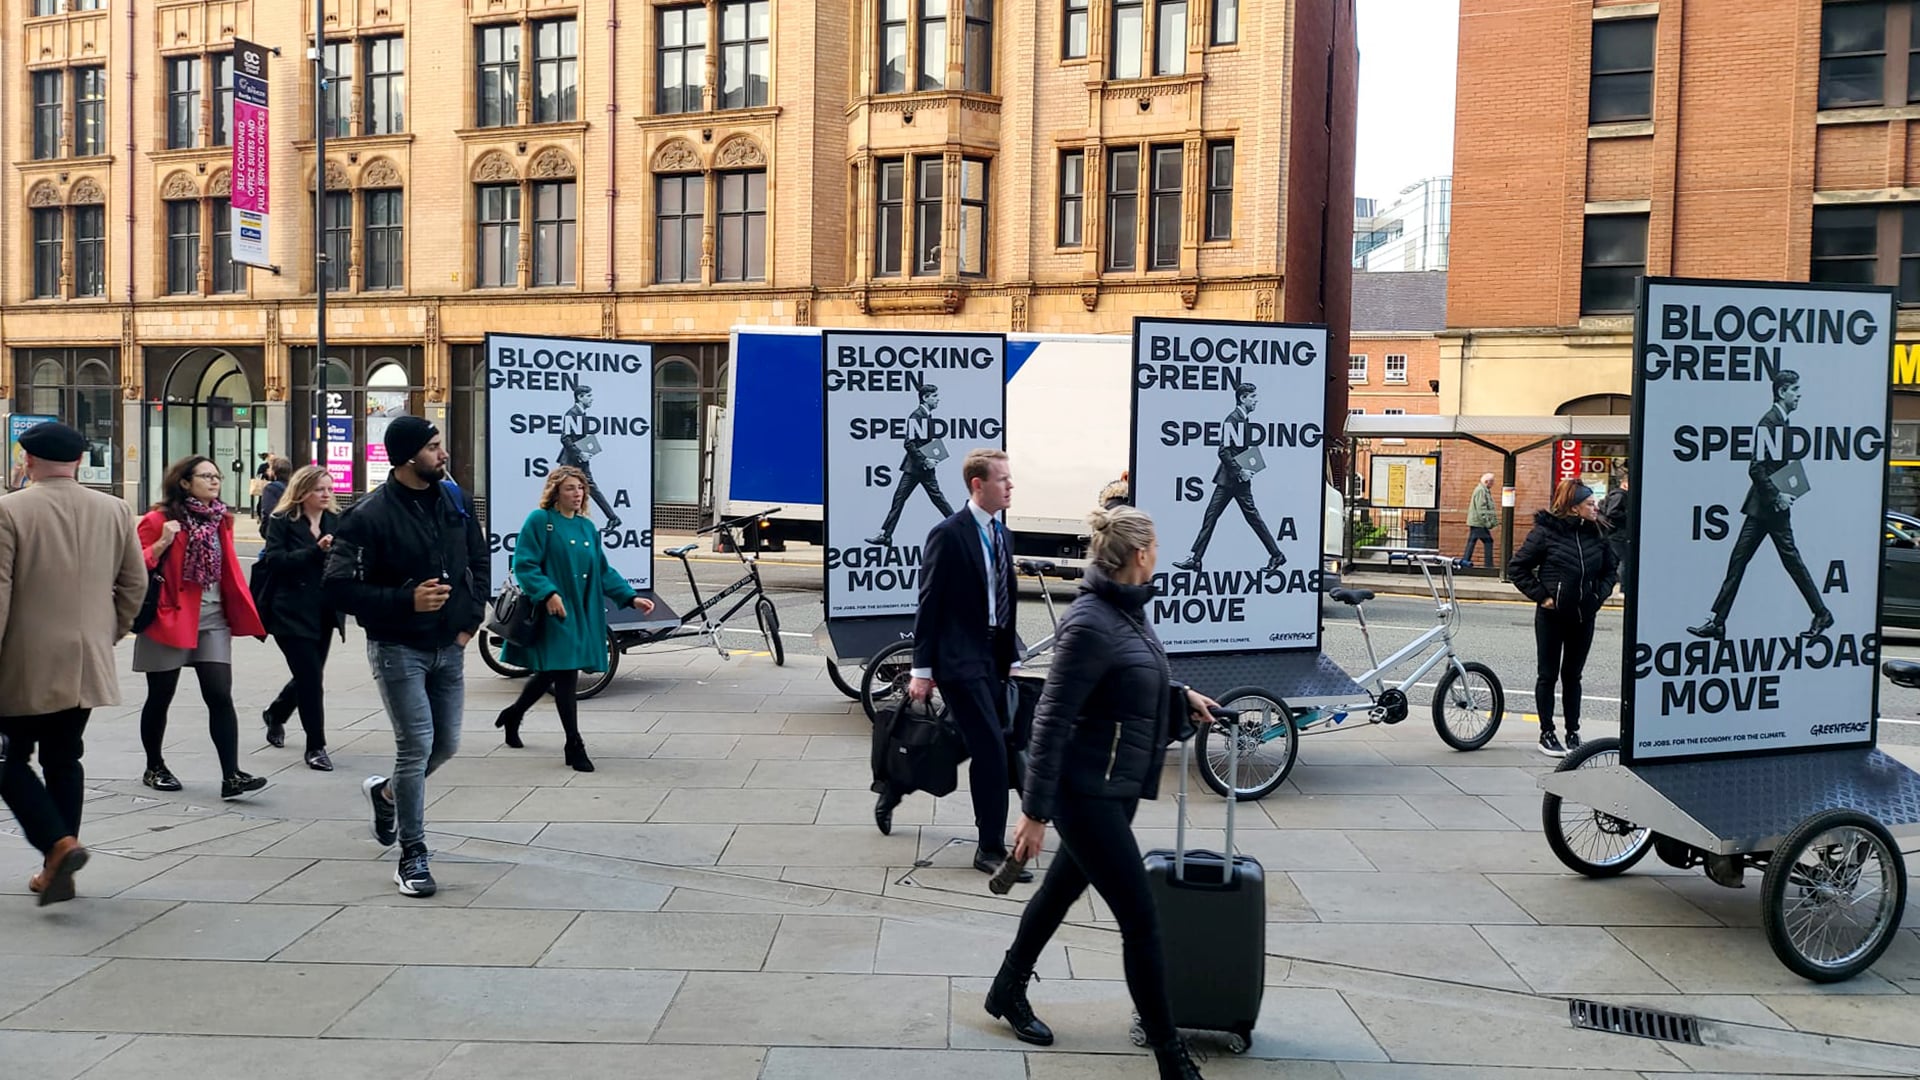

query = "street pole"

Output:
[[312, 4, 328, 478]]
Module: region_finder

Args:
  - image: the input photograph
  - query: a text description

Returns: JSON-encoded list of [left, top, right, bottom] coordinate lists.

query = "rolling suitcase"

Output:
[[1140, 715, 1265, 1053]]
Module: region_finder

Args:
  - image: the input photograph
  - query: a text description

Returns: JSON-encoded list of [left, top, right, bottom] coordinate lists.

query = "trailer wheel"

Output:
[[1542, 737, 1652, 878], [1763, 808, 1907, 983]]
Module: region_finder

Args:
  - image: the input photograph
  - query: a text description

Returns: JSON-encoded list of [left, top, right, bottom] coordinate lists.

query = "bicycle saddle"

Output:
[[665, 543, 699, 558], [1328, 587, 1374, 606], [1017, 559, 1057, 576], [1883, 659, 1920, 688]]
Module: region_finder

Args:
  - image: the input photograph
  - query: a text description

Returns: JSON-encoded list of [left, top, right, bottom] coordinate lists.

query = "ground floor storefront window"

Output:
[[289, 346, 424, 505], [142, 347, 268, 508], [14, 347, 118, 492]]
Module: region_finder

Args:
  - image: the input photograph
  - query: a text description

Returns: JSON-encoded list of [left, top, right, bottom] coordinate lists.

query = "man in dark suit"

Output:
[[876, 447, 1030, 882], [1688, 370, 1832, 641], [1173, 381, 1285, 573], [867, 384, 954, 547], [557, 384, 621, 533]]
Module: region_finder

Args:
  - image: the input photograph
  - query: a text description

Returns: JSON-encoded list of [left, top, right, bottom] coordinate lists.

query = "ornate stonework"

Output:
[[1009, 294, 1028, 332], [324, 160, 350, 190], [160, 172, 200, 200], [1180, 282, 1198, 310], [1081, 287, 1099, 312], [714, 135, 766, 169], [207, 170, 231, 197], [359, 157, 402, 188], [529, 147, 576, 179], [601, 300, 617, 339], [653, 139, 702, 173], [28, 181, 61, 207], [67, 177, 104, 204], [471, 150, 518, 183], [1255, 289, 1276, 321], [794, 297, 811, 326]]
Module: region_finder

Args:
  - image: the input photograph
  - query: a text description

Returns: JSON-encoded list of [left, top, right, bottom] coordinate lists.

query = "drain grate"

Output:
[[1568, 999, 1703, 1045]]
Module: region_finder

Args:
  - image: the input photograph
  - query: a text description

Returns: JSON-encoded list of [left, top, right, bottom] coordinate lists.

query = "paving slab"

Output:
[[277, 904, 577, 966], [1476, 925, 1677, 994], [763, 914, 883, 973], [468, 863, 673, 912], [1270, 922, 1529, 990], [0, 850, 189, 899], [1290, 764, 1463, 796], [0, 1030, 135, 1080], [561, 758, 756, 787], [427, 1042, 766, 1080], [1289, 871, 1535, 924], [2, 957, 392, 1036], [1028, 1054, 1343, 1079], [653, 786, 825, 823], [256, 857, 510, 907], [729, 733, 814, 759], [1758, 993, 1920, 1044], [720, 824, 927, 867], [327, 965, 684, 1042], [531, 822, 737, 865], [95, 900, 338, 961], [760, 1047, 1029, 1080], [874, 916, 1070, 978], [1336, 1068, 1643, 1080], [117, 855, 314, 903], [425, 785, 535, 820], [1337, 990, 1685, 1070], [539, 911, 779, 970], [0, 955, 106, 1021], [501, 785, 670, 822], [0, 897, 177, 956], [652, 971, 950, 1047], [1486, 873, 1720, 927], [75, 1035, 451, 1080], [949, 976, 1140, 1054], [1404, 794, 1528, 831], [1609, 927, 1904, 995], [1259, 794, 1434, 831]]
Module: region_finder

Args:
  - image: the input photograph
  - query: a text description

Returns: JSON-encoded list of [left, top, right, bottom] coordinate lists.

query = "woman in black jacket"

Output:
[[986, 506, 1218, 1080], [1509, 477, 1619, 758], [257, 465, 346, 770]]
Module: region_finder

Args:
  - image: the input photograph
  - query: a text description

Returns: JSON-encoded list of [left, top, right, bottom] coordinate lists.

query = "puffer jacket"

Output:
[[1021, 566, 1175, 823], [1508, 509, 1618, 618]]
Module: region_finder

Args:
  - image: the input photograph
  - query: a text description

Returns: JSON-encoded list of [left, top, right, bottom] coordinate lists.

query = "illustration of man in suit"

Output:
[[866, 384, 954, 548], [556, 384, 622, 533], [1687, 369, 1832, 641], [1173, 380, 1285, 574]]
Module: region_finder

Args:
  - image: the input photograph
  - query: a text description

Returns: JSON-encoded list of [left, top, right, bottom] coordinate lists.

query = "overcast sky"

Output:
[[1354, 0, 1459, 204]]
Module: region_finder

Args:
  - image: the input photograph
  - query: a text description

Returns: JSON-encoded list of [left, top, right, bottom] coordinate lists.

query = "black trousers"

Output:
[[0, 709, 90, 855], [1534, 607, 1598, 736], [505, 669, 583, 743], [1462, 527, 1494, 567], [1710, 511, 1827, 621], [143, 665, 240, 777], [1188, 480, 1280, 559], [1006, 796, 1176, 1044], [560, 453, 620, 522], [942, 671, 1012, 858], [267, 634, 333, 751], [877, 468, 953, 539]]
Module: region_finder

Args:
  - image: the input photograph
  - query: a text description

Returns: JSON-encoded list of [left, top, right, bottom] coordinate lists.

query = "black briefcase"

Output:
[[870, 696, 967, 798]]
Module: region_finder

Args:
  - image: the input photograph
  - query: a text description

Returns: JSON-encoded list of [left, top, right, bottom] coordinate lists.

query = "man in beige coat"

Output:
[[0, 422, 146, 905]]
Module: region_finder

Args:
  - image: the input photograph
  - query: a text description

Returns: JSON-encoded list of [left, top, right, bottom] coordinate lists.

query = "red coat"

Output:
[[138, 509, 265, 649]]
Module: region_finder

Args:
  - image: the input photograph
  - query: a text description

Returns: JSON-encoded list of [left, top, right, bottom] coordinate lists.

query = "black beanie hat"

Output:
[[383, 415, 438, 466]]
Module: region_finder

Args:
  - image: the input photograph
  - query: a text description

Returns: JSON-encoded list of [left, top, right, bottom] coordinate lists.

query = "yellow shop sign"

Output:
[[1897, 343, 1920, 385]]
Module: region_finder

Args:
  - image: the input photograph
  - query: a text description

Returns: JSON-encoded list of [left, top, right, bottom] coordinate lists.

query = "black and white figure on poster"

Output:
[[866, 384, 956, 548], [1685, 369, 1835, 642], [556, 384, 622, 534], [1171, 376, 1286, 574]]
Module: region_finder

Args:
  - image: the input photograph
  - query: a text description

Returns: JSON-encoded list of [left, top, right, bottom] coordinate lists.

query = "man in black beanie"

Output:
[[324, 415, 487, 898]]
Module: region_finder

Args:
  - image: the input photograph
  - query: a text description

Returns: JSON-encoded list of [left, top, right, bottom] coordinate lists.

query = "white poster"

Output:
[[1132, 318, 1328, 654], [1627, 279, 1891, 762], [484, 333, 654, 596], [823, 330, 1005, 619]]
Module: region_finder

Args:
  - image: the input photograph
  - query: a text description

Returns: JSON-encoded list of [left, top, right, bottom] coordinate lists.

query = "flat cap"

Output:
[[18, 422, 86, 463]]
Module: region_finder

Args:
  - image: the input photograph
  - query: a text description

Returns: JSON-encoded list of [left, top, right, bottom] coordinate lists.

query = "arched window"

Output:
[[655, 358, 702, 504], [1556, 394, 1632, 417]]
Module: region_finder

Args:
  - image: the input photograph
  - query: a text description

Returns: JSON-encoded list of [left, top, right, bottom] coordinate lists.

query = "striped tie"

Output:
[[991, 520, 1010, 629]]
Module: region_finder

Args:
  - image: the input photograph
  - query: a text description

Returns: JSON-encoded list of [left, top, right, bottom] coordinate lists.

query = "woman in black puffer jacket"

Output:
[[985, 506, 1219, 1080], [1509, 477, 1618, 758]]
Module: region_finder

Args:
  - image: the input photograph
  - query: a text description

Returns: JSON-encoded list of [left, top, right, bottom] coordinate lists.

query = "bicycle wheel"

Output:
[[860, 639, 917, 724], [756, 597, 785, 666], [1195, 687, 1298, 801], [576, 633, 621, 700], [1763, 808, 1907, 983], [1542, 737, 1652, 877], [1431, 661, 1504, 751], [824, 657, 860, 700], [477, 630, 532, 679]]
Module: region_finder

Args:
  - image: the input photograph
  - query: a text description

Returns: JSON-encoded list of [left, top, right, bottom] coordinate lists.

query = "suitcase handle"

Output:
[[1175, 705, 1241, 886]]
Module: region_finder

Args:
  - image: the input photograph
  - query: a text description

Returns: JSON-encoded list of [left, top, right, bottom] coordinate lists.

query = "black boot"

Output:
[[1152, 1035, 1206, 1080], [983, 953, 1053, 1046], [564, 739, 595, 773], [495, 708, 524, 749]]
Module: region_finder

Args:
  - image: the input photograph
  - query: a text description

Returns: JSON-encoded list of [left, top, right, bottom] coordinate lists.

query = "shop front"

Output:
[[13, 347, 119, 493], [288, 346, 425, 506], [142, 347, 268, 509]]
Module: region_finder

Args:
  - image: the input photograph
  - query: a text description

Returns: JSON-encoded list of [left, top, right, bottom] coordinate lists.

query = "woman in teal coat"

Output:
[[494, 466, 653, 771]]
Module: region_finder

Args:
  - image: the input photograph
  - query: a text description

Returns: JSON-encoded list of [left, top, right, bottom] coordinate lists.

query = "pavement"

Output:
[[2, 622, 1918, 1079]]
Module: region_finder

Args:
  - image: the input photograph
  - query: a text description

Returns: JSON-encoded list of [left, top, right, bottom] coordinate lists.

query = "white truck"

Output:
[[714, 325, 1343, 572]]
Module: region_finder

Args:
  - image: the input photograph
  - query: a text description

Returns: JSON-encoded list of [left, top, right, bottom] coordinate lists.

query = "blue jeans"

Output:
[[1463, 526, 1494, 568], [367, 641, 464, 849]]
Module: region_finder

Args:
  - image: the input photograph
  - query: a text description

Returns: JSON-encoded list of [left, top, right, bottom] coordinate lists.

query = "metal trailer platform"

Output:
[[814, 615, 916, 667], [1168, 651, 1366, 710]]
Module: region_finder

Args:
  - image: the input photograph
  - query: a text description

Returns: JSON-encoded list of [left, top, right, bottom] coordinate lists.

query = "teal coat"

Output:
[[502, 508, 637, 672]]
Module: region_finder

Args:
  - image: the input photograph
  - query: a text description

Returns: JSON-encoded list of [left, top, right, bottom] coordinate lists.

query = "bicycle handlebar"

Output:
[[700, 508, 782, 536]]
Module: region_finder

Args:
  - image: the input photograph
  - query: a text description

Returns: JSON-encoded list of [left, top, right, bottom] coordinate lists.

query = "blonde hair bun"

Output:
[[1085, 504, 1155, 574]]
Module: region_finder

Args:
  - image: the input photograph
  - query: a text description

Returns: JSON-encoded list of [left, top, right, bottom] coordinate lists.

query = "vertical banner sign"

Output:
[[1554, 439, 1583, 483], [823, 330, 1007, 619], [1627, 278, 1893, 763], [1132, 318, 1329, 654], [308, 392, 353, 495], [485, 333, 654, 596], [230, 40, 271, 268]]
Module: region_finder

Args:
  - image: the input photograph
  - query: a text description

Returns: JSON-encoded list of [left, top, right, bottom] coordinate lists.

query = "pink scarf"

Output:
[[179, 497, 227, 587]]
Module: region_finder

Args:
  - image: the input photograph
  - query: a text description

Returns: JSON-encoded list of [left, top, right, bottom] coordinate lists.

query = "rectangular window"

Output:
[[1155, 1, 1187, 75], [720, 1, 770, 109], [534, 19, 579, 123], [964, 0, 992, 92], [212, 197, 246, 294], [1820, 1, 1887, 110], [1590, 18, 1655, 123], [658, 6, 709, 113], [32, 71, 61, 160], [919, 0, 948, 91], [166, 201, 199, 295], [1902, 206, 1920, 303], [1205, 141, 1233, 241], [1348, 354, 1368, 382], [914, 157, 944, 275], [1111, 0, 1144, 79], [74, 67, 106, 156], [477, 24, 521, 127], [1058, 150, 1084, 247], [32, 208, 62, 299], [1910, 9, 1920, 103], [717, 170, 767, 282], [364, 189, 404, 290], [365, 38, 405, 135], [211, 53, 235, 146], [73, 205, 104, 298], [1212, 0, 1238, 45], [1064, 0, 1089, 59], [1106, 146, 1139, 270], [1148, 144, 1182, 270], [32, 0, 55, 14], [318, 191, 351, 291], [477, 184, 521, 287], [880, 0, 909, 93], [320, 42, 351, 138], [166, 58, 200, 149], [1385, 354, 1409, 384], [1812, 205, 1881, 287], [875, 158, 905, 276], [533, 180, 576, 286], [1384, 408, 1407, 416], [1579, 213, 1647, 315], [655, 174, 705, 284], [959, 157, 988, 276]]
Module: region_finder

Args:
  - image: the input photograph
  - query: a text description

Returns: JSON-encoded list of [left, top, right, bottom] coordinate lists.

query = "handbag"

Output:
[[486, 579, 540, 647], [872, 695, 967, 798], [131, 567, 164, 635]]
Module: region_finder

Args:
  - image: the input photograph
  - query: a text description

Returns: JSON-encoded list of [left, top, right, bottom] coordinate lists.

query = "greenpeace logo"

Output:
[[1809, 721, 1870, 736]]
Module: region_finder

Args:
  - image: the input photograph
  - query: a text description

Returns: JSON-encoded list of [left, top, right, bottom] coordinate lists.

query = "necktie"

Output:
[[990, 520, 1010, 629]]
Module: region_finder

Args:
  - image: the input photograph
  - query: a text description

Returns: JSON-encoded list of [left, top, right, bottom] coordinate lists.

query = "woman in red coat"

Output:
[[136, 455, 269, 800]]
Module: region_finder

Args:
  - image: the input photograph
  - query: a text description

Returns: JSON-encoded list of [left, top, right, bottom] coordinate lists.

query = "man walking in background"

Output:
[[1463, 472, 1498, 569], [0, 422, 146, 905]]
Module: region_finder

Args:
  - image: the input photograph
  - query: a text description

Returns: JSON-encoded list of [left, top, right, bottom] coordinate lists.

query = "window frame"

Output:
[[74, 66, 106, 157], [317, 189, 352, 292], [1384, 354, 1409, 385], [1589, 17, 1655, 124], [964, 0, 992, 92], [1211, 0, 1238, 46], [1105, 146, 1140, 271], [476, 23, 521, 128], [73, 204, 105, 298], [532, 179, 577, 287], [165, 199, 200, 296], [533, 17, 579, 124], [875, 157, 905, 277], [166, 57, 201, 150], [1348, 354, 1368, 383], [319, 41, 352, 139], [657, 5, 709, 114], [716, 169, 768, 282], [1110, 0, 1145, 79], [476, 182, 521, 288], [32, 70, 62, 161], [363, 189, 405, 291], [719, 0, 771, 110], [211, 197, 247, 295], [1064, 0, 1089, 59], [1147, 143, 1183, 271], [879, 0, 910, 93], [918, 0, 949, 92], [1205, 141, 1233, 242], [365, 37, 406, 136], [1579, 212, 1648, 316], [1819, 0, 1893, 110], [31, 207, 62, 299], [654, 172, 706, 285], [913, 156, 945, 276], [1154, 0, 1188, 76], [1058, 149, 1085, 248], [958, 156, 989, 277], [211, 53, 235, 147]]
